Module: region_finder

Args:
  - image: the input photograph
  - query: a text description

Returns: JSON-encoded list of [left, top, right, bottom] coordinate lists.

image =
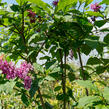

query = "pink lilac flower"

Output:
[[0, 60, 17, 80], [27, 10, 36, 23], [27, 10, 36, 18], [90, 3, 101, 12], [16, 61, 33, 79], [24, 76, 32, 90], [52, 0, 59, 6], [0, 60, 33, 89]]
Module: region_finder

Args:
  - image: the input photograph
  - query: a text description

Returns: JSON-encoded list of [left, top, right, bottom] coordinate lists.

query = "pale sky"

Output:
[[2, 0, 103, 4]]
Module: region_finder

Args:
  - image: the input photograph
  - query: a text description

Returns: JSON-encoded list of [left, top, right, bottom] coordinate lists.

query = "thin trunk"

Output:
[[78, 48, 89, 96], [38, 87, 46, 109], [59, 49, 66, 109]]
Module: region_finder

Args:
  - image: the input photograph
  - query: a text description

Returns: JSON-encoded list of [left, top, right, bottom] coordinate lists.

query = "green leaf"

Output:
[[104, 34, 109, 44], [45, 102, 53, 109], [68, 73, 75, 82], [16, 82, 24, 88], [94, 20, 107, 28], [76, 80, 97, 91], [45, 60, 56, 70], [25, 0, 50, 13], [45, 76, 55, 81], [96, 66, 105, 74], [96, 42, 104, 54], [78, 96, 101, 108], [56, 93, 69, 101], [56, 94, 64, 100], [56, 0, 77, 12], [54, 86, 61, 91], [0, 80, 16, 93], [21, 93, 29, 106], [103, 87, 109, 101], [29, 77, 38, 98], [49, 72, 61, 80], [0, 9, 6, 15], [85, 39, 98, 49], [87, 57, 102, 65], [10, 4, 20, 12], [95, 105, 108, 109], [33, 63, 44, 73], [100, 28, 109, 32], [85, 11, 104, 17], [81, 44, 92, 55], [101, 58, 109, 65], [67, 88, 76, 101], [42, 94, 51, 99], [100, 0, 109, 5]]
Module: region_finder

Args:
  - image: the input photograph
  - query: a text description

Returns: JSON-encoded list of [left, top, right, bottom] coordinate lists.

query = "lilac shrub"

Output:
[[0, 60, 33, 90]]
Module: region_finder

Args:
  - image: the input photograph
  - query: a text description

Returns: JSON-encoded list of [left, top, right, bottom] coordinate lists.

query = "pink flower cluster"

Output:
[[52, 0, 59, 6], [27, 10, 36, 23], [0, 60, 33, 90], [90, 3, 101, 12], [0, 60, 16, 80]]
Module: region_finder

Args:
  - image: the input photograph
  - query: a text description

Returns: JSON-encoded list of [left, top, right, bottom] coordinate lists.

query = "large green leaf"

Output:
[[78, 96, 101, 108], [96, 66, 105, 74], [68, 72, 75, 82], [0, 80, 16, 93], [81, 44, 92, 55], [25, 0, 50, 13], [21, 93, 29, 106], [104, 34, 109, 44], [85, 11, 104, 17], [0, 9, 6, 15], [85, 39, 98, 49], [56, 0, 77, 12], [10, 4, 20, 12], [76, 80, 98, 91], [103, 87, 109, 101], [94, 20, 107, 28], [95, 105, 108, 109], [100, 0, 109, 5], [87, 57, 102, 65]]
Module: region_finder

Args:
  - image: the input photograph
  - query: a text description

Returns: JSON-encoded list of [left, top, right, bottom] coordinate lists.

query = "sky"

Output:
[[2, 0, 53, 4], [2, 0, 103, 4]]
